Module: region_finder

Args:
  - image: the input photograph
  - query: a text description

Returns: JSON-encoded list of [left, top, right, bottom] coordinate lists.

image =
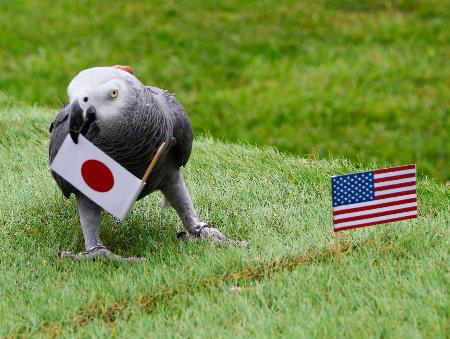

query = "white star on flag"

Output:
[[51, 135, 148, 220]]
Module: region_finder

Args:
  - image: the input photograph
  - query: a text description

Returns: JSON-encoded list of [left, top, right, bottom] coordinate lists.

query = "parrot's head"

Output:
[[67, 66, 143, 143]]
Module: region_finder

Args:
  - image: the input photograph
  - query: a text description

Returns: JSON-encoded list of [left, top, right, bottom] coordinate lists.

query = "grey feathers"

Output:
[[49, 70, 193, 200]]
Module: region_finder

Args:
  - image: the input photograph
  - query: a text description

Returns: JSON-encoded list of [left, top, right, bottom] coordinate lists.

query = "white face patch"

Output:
[[67, 69, 132, 121]]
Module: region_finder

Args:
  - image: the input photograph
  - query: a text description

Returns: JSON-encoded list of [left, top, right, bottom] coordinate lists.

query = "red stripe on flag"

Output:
[[374, 164, 416, 174], [375, 181, 416, 191], [333, 206, 417, 224], [334, 214, 417, 232], [333, 198, 417, 216], [375, 189, 417, 199], [374, 173, 416, 183]]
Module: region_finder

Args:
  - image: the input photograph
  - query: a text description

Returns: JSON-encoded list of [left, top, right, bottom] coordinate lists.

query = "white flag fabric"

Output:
[[51, 135, 145, 220]]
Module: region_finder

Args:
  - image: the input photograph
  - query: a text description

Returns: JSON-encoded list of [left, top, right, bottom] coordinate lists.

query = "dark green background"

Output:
[[0, 0, 448, 180]]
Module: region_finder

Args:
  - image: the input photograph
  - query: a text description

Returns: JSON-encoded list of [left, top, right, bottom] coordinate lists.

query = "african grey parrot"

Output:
[[49, 66, 247, 261]]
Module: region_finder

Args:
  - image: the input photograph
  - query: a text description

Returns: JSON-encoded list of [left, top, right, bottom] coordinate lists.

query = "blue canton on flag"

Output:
[[332, 171, 375, 207]]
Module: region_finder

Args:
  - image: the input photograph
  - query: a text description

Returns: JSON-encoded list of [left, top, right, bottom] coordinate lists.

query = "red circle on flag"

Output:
[[81, 160, 114, 192]]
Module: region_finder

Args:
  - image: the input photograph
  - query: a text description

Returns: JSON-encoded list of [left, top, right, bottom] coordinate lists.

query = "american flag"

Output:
[[332, 164, 417, 232]]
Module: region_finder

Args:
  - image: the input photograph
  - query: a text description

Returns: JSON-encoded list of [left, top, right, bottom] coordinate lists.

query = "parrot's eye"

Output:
[[110, 89, 118, 98]]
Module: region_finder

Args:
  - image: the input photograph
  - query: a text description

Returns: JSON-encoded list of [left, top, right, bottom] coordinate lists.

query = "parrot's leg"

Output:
[[161, 197, 171, 210], [58, 194, 144, 262], [161, 172, 248, 247], [77, 193, 103, 251]]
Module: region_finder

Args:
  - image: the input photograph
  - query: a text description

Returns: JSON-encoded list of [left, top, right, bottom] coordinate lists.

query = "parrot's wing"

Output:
[[146, 86, 193, 167], [49, 103, 69, 134], [49, 104, 76, 198], [166, 93, 193, 167]]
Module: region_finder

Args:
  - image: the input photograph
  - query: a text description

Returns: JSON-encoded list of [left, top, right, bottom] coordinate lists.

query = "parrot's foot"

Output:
[[177, 224, 249, 247], [57, 246, 145, 263]]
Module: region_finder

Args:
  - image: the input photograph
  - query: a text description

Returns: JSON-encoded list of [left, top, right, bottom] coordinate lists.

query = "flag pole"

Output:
[[334, 231, 340, 255], [141, 142, 166, 183]]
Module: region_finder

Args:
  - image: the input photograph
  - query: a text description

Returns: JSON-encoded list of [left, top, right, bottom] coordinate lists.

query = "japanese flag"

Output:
[[51, 135, 145, 220]]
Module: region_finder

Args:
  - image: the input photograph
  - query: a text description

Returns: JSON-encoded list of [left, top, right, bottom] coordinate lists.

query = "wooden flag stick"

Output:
[[141, 142, 166, 183], [334, 231, 340, 255]]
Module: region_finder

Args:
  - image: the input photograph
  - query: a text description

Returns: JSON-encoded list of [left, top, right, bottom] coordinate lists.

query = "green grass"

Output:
[[0, 0, 449, 180], [0, 96, 448, 337]]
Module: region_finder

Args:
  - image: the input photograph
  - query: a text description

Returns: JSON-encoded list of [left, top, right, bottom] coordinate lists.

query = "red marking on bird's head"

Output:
[[112, 65, 134, 75]]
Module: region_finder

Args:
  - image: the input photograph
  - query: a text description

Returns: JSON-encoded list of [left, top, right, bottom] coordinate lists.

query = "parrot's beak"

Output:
[[69, 101, 96, 144]]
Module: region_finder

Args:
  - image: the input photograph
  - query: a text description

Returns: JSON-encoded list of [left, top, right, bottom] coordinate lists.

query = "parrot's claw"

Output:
[[57, 246, 145, 263], [177, 225, 249, 247]]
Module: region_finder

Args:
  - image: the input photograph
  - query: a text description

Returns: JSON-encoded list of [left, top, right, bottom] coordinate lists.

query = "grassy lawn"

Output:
[[0, 96, 448, 337], [0, 0, 449, 180]]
